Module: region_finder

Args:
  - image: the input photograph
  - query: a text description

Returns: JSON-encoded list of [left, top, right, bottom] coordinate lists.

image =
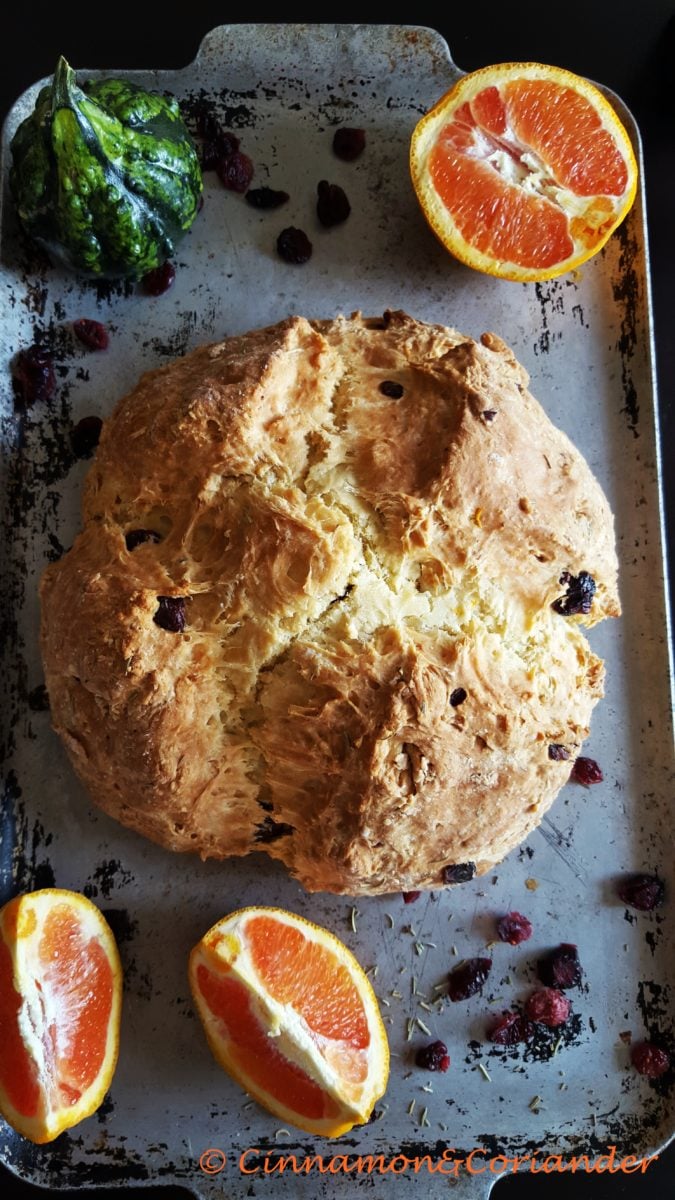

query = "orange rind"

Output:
[[189, 906, 390, 1137], [410, 62, 638, 282], [0, 889, 122, 1143]]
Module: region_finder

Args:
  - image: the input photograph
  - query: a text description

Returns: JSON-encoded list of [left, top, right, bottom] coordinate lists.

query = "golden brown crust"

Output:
[[40, 311, 620, 894]]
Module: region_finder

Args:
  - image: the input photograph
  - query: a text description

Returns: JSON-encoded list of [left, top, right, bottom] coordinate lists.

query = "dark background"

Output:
[[1, 4, 673, 1198]]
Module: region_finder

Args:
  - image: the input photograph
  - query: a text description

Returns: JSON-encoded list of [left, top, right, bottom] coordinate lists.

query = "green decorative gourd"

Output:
[[10, 56, 203, 279]]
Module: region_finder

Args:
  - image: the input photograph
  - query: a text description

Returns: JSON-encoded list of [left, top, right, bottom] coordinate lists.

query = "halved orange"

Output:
[[0, 889, 122, 1143], [410, 62, 638, 282], [189, 906, 389, 1137]]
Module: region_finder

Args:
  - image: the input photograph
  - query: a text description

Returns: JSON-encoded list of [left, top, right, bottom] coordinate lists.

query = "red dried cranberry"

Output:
[[125, 529, 161, 552], [450, 688, 467, 707], [154, 596, 186, 633], [70, 416, 103, 459], [216, 130, 241, 159], [488, 1011, 534, 1045], [402, 890, 421, 904], [525, 987, 571, 1028], [617, 874, 665, 912], [552, 570, 596, 616], [73, 318, 109, 351], [570, 756, 604, 786], [448, 957, 492, 1001], [277, 227, 313, 264], [333, 127, 366, 161], [537, 943, 582, 989], [142, 261, 176, 296], [442, 862, 476, 884], [28, 684, 50, 712], [497, 912, 533, 945], [548, 743, 570, 761], [317, 180, 351, 227], [379, 380, 404, 398], [630, 1042, 670, 1078], [245, 187, 289, 209], [415, 1040, 450, 1071], [217, 151, 254, 193], [12, 345, 56, 408]]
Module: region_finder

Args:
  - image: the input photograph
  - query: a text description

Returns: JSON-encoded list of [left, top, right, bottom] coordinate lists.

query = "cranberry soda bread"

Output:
[[40, 311, 620, 895]]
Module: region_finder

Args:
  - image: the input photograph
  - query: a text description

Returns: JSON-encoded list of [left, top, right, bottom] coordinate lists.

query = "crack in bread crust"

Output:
[[39, 311, 620, 895]]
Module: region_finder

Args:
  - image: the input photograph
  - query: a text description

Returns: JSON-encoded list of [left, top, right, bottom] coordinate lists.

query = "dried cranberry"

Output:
[[488, 1011, 534, 1045], [245, 187, 290, 209], [415, 1040, 450, 1071], [379, 380, 404, 398], [142, 261, 176, 296], [154, 596, 186, 633], [630, 1042, 671, 1078], [442, 862, 476, 884], [497, 912, 533, 945], [12, 345, 56, 408], [277, 227, 313, 264], [548, 744, 570, 761], [525, 987, 571, 1028], [217, 131, 241, 158], [450, 688, 467, 707], [333, 127, 366, 161], [28, 684, 50, 712], [552, 570, 596, 616], [402, 890, 421, 904], [125, 529, 161, 552], [73, 318, 109, 351], [570, 756, 603, 786], [617, 874, 665, 912], [448, 957, 492, 1001], [537, 943, 582, 989], [217, 151, 254, 193], [317, 180, 351, 227], [70, 416, 102, 459]]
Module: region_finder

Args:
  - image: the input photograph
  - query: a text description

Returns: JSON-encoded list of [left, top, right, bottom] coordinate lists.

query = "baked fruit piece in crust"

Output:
[[40, 311, 620, 895]]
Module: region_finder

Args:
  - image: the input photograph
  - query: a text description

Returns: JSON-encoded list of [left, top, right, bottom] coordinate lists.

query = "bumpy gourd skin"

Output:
[[10, 57, 202, 279]]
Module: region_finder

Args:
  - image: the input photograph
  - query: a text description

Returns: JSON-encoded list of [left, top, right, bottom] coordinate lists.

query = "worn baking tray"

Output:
[[1, 22, 673, 1200]]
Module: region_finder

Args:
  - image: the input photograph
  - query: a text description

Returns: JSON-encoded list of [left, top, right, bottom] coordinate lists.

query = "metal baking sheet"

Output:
[[1, 23, 673, 1200]]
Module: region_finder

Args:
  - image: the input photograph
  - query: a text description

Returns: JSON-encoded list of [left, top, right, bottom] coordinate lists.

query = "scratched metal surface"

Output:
[[0, 23, 673, 1200]]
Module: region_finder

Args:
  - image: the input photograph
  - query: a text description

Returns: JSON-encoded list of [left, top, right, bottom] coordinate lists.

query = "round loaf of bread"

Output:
[[40, 311, 620, 895]]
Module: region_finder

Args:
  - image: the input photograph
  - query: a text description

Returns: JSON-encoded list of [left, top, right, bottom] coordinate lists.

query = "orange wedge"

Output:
[[410, 62, 638, 282], [0, 889, 122, 1143], [189, 906, 389, 1137]]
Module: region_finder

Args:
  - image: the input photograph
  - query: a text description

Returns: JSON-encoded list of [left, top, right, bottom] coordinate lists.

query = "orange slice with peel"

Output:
[[189, 906, 389, 1137], [410, 62, 638, 282], [0, 889, 122, 1144]]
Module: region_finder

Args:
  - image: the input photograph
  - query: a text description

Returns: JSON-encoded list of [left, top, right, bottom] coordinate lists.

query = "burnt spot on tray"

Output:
[[83, 859, 134, 901], [70, 416, 103, 459], [28, 684, 50, 712]]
